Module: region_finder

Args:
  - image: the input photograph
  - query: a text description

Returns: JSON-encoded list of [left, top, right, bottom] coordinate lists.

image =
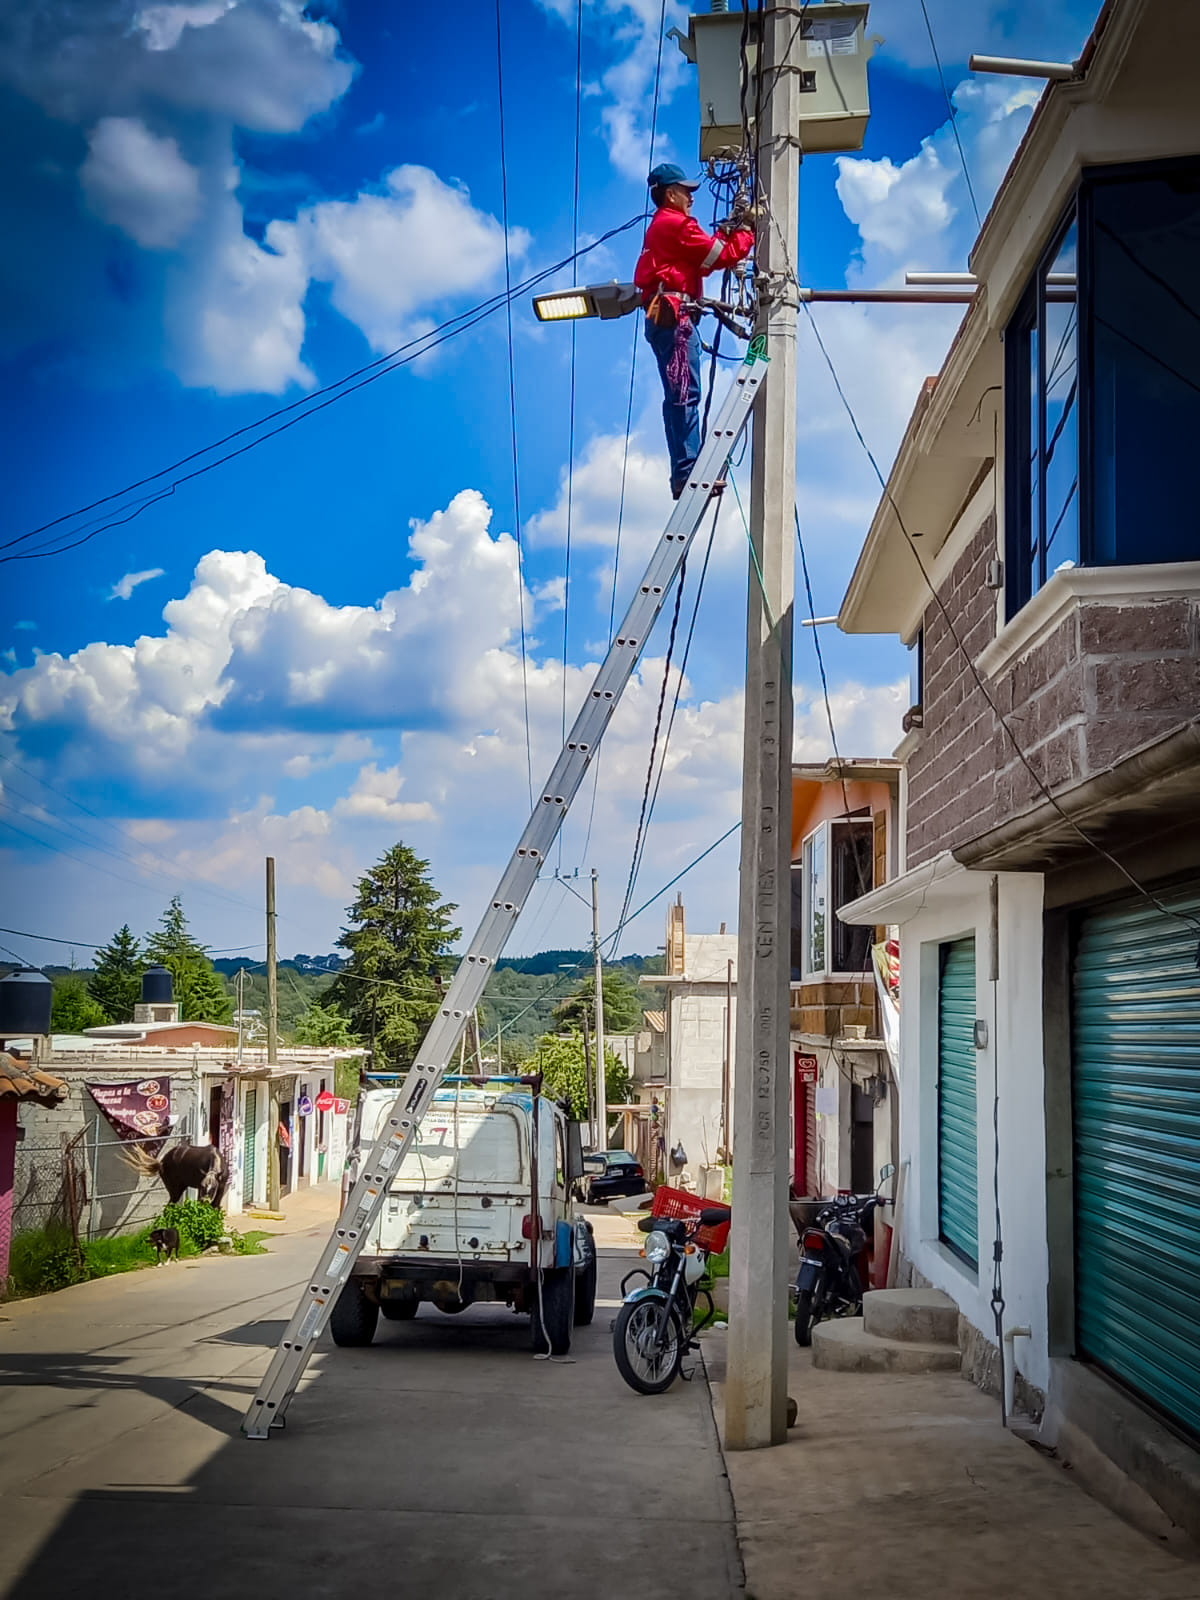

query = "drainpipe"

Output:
[[1003, 1325, 1031, 1421]]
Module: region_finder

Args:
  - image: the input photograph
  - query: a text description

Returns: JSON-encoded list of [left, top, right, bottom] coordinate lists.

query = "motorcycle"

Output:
[[613, 1205, 731, 1394], [792, 1190, 880, 1347]]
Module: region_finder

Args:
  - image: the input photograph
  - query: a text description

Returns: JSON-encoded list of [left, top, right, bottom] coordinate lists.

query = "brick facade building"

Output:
[[833, 0, 1200, 1540]]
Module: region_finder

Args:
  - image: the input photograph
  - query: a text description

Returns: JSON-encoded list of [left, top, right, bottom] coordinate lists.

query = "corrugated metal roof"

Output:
[[0, 1051, 69, 1108], [643, 1010, 666, 1032]]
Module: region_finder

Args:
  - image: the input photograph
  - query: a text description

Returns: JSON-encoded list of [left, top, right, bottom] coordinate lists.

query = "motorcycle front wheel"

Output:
[[794, 1283, 825, 1347], [613, 1297, 686, 1394]]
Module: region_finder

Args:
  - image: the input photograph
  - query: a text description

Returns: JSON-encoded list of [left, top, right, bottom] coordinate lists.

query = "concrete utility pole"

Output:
[[591, 868, 607, 1151], [726, 0, 798, 1451], [266, 855, 281, 1212]]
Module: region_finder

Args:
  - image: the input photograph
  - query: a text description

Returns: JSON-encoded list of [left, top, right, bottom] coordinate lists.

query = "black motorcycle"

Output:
[[613, 1206, 730, 1394], [792, 1192, 878, 1347]]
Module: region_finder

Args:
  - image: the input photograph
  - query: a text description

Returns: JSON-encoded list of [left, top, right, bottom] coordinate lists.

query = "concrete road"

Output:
[[0, 1202, 740, 1600]]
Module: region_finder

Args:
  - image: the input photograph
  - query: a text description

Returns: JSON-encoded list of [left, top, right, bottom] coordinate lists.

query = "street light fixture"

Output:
[[532, 282, 641, 322]]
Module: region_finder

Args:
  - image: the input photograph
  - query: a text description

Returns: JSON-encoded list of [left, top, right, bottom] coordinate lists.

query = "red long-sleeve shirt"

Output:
[[634, 205, 754, 309]]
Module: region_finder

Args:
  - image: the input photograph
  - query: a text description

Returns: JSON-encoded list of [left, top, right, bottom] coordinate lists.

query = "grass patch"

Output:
[[4, 1204, 274, 1298], [230, 1229, 272, 1256]]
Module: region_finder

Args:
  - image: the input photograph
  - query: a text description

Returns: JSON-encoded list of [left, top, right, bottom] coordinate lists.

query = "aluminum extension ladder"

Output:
[[242, 336, 768, 1438]]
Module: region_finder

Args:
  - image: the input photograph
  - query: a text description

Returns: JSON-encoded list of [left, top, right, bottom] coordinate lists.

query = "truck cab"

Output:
[[331, 1080, 596, 1356]]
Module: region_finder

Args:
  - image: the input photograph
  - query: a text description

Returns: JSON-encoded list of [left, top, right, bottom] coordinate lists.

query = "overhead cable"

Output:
[[800, 298, 1200, 939], [918, 0, 982, 226], [2, 217, 643, 564], [495, 0, 536, 809]]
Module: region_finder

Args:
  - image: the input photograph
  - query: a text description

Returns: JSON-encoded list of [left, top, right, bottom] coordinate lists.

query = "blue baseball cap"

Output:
[[648, 162, 701, 190]]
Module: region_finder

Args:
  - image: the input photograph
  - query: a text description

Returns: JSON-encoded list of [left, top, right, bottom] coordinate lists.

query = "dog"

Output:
[[148, 1226, 180, 1264]]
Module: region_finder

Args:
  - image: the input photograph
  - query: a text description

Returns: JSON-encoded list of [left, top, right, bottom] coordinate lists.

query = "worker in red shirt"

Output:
[[634, 163, 755, 498]]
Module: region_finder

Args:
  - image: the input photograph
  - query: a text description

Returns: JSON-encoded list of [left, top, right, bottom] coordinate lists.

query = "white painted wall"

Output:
[[898, 868, 1050, 1395]]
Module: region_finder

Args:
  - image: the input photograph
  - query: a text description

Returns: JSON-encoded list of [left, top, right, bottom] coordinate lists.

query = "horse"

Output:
[[121, 1142, 230, 1207]]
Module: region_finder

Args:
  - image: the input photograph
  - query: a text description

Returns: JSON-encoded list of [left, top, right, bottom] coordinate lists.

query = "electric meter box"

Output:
[[674, 3, 879, 159]]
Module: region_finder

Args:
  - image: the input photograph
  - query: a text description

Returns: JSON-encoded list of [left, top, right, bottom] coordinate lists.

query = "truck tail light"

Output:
[[522, 1213, 544, 1240]]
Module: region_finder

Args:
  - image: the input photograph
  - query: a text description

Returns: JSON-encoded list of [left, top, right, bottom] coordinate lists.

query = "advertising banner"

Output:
[[87, 1079, 173, 1149]]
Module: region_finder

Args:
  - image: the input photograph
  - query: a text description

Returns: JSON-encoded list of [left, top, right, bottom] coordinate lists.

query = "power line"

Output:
[[0, 922, 258, 955], [495, 0, 535, 810], [581, 0, 668, 869], [2, 217, 643, 565], [918, 0, 981, 227], [793, 505, 871, 899], [624, 496, 723, 925], [613, 546, 691, 957], [800, 298, 1200, 940]]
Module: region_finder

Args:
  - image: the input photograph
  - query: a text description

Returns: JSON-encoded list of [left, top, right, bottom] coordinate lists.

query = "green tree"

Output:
[[51, 974, 107, 1033], [552, 968, 645, 1034], [293, 1001, 357, 1048], [523, 1031, 631, 1122], [88, 924, 144, 1022], [325, 843, 461, 1072], [144, 896, 233, 1023]]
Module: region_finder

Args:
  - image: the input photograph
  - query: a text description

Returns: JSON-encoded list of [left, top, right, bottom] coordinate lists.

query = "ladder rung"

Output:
[[241, 342, 767, 1438]]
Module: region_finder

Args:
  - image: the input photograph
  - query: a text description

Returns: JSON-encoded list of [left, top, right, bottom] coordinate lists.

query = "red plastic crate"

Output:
[[651, 1184, 731, 1254]]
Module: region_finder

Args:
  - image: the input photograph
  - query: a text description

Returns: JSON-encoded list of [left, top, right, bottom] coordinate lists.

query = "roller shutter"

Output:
[[938, 937, 978, 1268], [243, 1086, 258, 1206], [1073, 880, 1200, 1437]]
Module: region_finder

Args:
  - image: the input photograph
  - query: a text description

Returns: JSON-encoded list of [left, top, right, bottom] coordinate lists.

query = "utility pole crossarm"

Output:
[[241, 349, 767, 1439]]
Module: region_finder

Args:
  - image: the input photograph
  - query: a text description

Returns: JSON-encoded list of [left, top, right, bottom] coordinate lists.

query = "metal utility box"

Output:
[[674, 3, 879, 159]]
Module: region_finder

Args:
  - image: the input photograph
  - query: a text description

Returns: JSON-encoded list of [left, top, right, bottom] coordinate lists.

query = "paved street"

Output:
[[0, 1196, 741, 1600]]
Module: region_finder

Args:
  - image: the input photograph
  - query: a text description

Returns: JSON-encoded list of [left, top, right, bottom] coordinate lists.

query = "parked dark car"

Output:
[[582, 1150, 648, 1204]]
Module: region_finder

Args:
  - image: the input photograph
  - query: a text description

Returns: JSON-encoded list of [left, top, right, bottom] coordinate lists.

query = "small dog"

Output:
[[148, 1226, 180, 1264]]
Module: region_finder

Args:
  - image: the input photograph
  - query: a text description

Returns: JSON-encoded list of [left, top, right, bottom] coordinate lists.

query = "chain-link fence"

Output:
[[12, 1121, 188, 1244]]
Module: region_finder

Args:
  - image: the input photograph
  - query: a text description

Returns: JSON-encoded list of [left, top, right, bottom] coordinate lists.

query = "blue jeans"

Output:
[[644, 314, 701, 495]]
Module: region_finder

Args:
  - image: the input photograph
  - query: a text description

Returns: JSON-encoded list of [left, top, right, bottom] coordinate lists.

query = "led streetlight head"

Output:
[[531, 282, 641, 323]]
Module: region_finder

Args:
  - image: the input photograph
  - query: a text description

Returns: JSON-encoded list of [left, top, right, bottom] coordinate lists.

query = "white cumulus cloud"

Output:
[[109, 566, 166, 601], [81, 117, 201, 249]]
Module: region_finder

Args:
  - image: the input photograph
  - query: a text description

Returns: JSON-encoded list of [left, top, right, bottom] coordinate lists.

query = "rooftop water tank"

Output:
[[0, 967, 53, 1039], [141, 964, 174, 1005]]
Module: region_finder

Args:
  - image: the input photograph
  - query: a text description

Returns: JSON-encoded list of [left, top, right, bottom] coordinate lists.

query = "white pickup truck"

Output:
[[331, 1081, 596, 1356]]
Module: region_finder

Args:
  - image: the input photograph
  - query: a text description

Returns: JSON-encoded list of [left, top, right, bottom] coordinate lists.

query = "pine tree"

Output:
[[88, 924, 144, 1022], [144, 896, 233, 1024], [552, 969, 645, 1034], [325, 843, 461, 1071], [51, 974, 108, 1034], [293, 1000, 357, 1048]]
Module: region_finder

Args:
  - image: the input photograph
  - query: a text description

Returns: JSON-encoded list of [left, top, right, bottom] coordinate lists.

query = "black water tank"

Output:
[[141, 964, 173, 1005], [0, 967, 53, 1038]]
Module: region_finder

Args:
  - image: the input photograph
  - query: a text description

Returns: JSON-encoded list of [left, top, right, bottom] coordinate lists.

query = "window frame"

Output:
[[1004, 154, 1200, 621], [1004, 202, 1081, 619], [794, 817, 874, 983]]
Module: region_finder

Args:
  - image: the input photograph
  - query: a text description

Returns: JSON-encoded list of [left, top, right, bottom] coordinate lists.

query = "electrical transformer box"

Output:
[[673, 2, 880, 159]]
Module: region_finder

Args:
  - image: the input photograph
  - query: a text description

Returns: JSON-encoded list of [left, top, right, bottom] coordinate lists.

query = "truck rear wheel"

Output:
[[330, 1279, 379, 1347], [530, 1267, 573, 1356]]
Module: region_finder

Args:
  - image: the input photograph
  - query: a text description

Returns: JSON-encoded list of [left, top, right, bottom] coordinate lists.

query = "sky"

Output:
[[0, 0, 1099, 972]]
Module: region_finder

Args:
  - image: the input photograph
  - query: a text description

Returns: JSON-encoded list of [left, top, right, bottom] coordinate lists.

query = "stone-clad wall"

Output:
[[12, 1069, 200, 1241], [905, 514, 1200, 867]]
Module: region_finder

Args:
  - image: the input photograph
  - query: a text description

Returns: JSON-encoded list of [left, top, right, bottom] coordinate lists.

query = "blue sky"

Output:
[[0, 0, 1098, 970]]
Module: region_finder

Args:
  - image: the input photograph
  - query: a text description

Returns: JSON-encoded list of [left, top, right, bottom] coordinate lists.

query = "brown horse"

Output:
[[121, 1142, 230, 1207]]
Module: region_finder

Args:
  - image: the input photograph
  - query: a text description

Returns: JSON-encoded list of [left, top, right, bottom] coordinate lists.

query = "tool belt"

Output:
[[645, 288, 678, 329]]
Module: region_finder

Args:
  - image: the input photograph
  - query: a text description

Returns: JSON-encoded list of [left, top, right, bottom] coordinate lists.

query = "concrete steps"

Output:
[[812, 1288, 961, 1375]]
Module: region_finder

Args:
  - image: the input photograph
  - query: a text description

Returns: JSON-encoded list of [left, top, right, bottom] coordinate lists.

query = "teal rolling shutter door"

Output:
[[938, 937, 978, 1268], [1073, 881, 1200, 1437], [244, 1086, 258, 1205]]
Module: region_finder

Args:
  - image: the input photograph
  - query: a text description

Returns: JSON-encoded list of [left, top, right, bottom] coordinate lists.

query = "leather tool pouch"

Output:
[[646, 291, 678, 330]]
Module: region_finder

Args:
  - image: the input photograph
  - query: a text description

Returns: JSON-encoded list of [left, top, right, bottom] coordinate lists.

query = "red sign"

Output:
[[334, 1097, 349, 1115], [315, 1089, 336, 1113], [794, 1052, 819, 1084]]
